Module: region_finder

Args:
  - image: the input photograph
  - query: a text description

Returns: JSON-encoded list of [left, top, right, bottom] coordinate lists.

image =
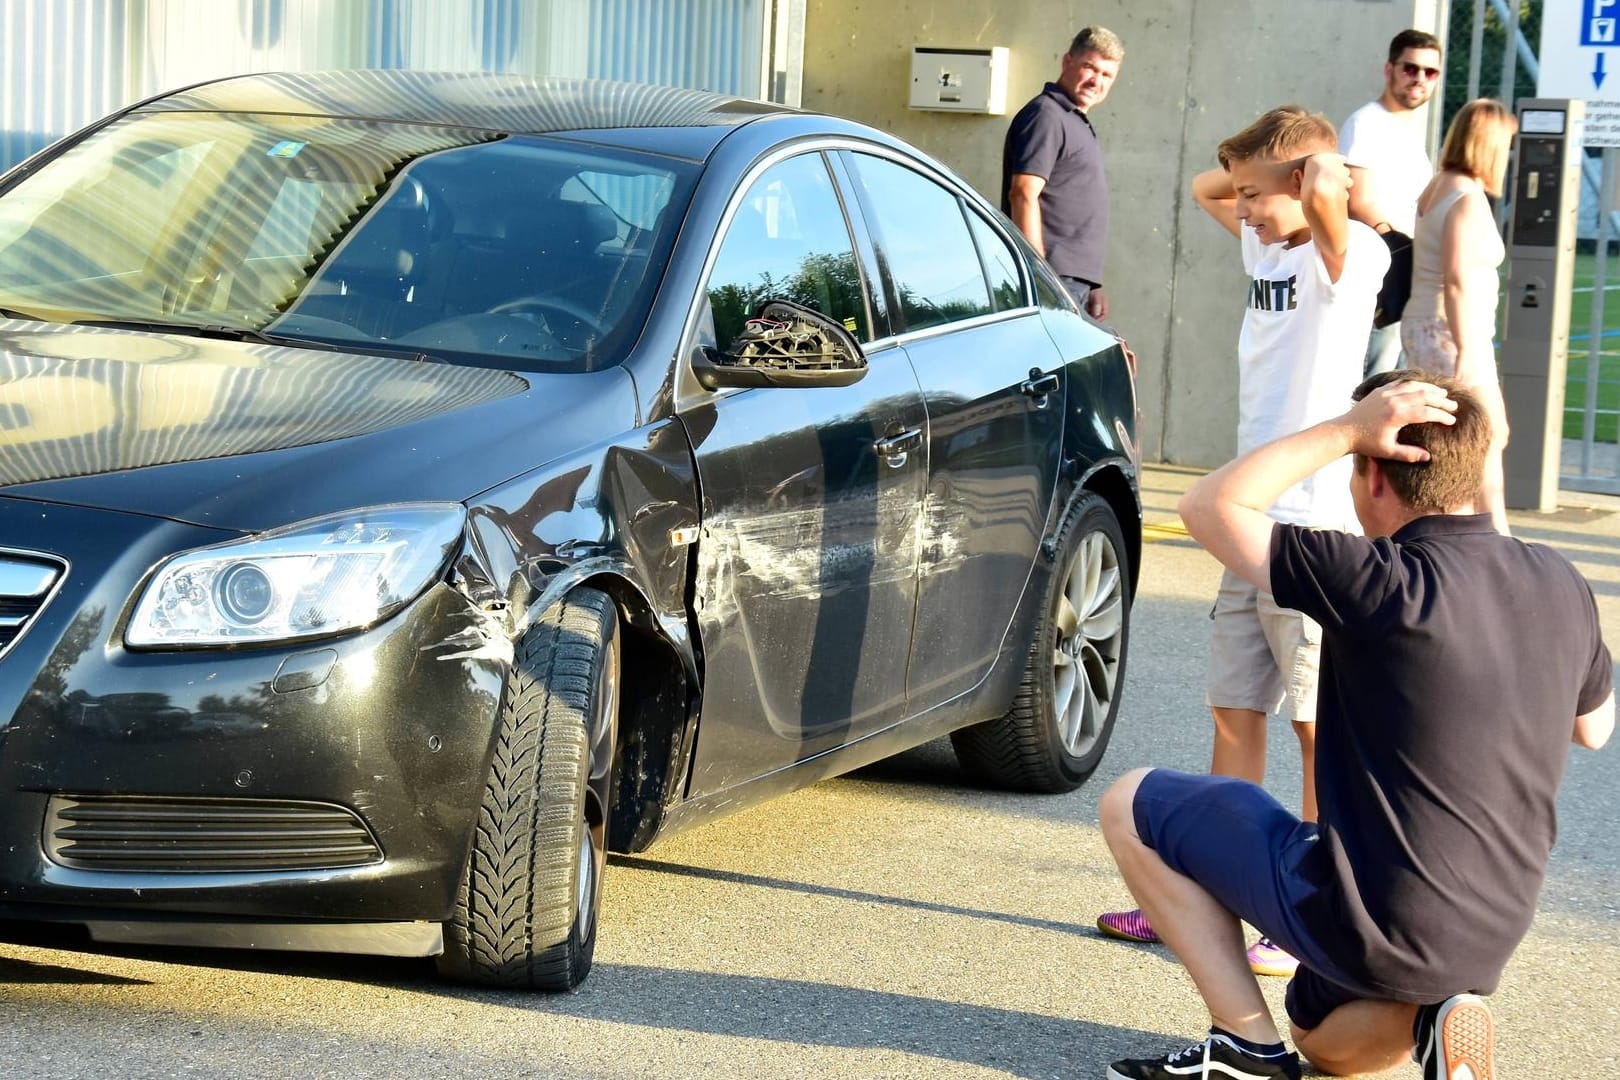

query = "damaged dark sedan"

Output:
[[0, 71, 1140, 990]]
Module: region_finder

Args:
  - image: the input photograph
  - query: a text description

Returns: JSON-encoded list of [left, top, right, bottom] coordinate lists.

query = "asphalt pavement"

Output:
[[2, 463, 1616, 1078]]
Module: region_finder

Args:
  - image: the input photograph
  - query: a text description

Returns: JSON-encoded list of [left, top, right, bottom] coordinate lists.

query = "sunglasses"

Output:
[[1400, 61, 1441, 81]]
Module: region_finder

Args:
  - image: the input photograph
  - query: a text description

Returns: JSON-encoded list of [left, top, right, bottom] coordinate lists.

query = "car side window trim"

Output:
[[959, 195, 1031, 315], [830, 150, 906, 337], [824, 150, 893, 341], [885, 305, 1036, 348], [970, 209, 1033, 311]]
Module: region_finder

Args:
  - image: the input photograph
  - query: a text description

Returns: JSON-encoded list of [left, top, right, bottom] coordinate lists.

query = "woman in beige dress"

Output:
[[1400, 98, 1518, 533]]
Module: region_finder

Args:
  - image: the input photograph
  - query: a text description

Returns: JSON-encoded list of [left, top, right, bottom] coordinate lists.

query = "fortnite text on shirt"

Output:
[[1250, 275, 1299, 312]]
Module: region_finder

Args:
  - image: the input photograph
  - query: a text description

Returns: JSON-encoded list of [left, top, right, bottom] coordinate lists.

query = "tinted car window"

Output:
[[0, 113, 697, 372], [846, 153, 991, 331], [705, 152, 869, 348], [966, 212, 1024, 312], [284, 137, 695, 370]]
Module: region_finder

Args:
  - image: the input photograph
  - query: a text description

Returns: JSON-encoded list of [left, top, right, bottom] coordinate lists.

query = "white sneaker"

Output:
[[1415, 994, 1495, 1080]]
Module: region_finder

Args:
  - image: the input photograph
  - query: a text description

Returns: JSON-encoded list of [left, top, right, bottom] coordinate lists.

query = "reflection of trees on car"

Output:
[[991, 279, 1020, 312], [30, 608, 102, 705], [709, 251, 866, 348], [895, 284, 991, 328], [710, 253, 1008, 343]]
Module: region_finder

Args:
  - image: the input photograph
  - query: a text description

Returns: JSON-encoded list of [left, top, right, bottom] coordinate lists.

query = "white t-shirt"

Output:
[[1238, 222, 1389, 528], [1339, 100, 1432, 236]]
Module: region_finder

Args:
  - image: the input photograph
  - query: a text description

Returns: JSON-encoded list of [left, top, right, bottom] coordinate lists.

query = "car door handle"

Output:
[[872, 427, 923, 466], [1021, 371, 1061, 400]]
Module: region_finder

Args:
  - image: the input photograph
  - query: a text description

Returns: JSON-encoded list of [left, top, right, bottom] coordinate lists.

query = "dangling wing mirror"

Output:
[[693, 299, 868, 390]]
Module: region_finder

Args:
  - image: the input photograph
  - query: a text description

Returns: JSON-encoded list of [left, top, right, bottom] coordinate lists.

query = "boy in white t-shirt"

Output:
[[1097, 106, 1387, 979]]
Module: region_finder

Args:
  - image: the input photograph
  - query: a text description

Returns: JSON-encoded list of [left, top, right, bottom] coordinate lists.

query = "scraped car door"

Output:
[[680, 150, 927, 796], [839, 150, 1064, 711]]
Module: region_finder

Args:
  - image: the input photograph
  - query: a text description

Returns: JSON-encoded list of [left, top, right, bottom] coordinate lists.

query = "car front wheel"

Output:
[[437, 588, 618, 990], [951, 492, 1130, 793]]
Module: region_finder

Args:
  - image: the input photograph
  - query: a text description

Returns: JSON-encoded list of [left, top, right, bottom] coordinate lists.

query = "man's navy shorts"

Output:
[[1131, 768, 1379, 1031]]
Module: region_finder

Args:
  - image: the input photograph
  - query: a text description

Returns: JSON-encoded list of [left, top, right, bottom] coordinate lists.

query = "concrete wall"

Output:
[[802, 0, 1441, 467]]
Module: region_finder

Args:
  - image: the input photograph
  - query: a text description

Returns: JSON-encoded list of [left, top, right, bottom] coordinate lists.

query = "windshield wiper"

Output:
[[69, 318, 438, 363], [0, 304, 50, 322]]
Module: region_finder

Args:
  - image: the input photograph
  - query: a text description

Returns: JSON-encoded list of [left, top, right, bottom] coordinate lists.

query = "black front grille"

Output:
[[0, 551, 64, 656], [45, 795, 384, 872]]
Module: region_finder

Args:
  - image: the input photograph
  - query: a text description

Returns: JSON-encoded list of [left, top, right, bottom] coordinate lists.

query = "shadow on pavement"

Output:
[[0, 942, 1169, 1078], [610, 854, 1097, 939], [0, 922, 429, 990], [0, 952, 149, 986], [544, 962, 1164, 1078]]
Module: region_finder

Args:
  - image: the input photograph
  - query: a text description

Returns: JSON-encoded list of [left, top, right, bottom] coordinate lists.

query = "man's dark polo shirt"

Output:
[[1271, 513, 1611, 1001], [1001, 82, 1108, 285]]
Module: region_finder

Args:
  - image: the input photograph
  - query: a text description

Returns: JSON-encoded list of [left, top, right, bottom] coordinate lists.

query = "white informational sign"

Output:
[[1539, 0, 1620, 145]]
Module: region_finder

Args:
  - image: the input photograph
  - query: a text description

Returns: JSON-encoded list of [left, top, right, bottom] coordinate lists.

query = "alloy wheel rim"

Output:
[[1051, 526, 1125, 759], [575, 828, 596, 941]]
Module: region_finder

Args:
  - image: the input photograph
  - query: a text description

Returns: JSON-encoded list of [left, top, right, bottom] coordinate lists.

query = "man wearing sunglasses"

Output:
[[1340, 29, 1444, 377]]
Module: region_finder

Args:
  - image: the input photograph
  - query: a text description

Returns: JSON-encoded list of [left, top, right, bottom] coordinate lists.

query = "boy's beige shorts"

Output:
[[1205, 567, 1322, 722]]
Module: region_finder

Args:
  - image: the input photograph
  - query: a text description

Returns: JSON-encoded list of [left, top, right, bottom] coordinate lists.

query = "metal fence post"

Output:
[[1582, 150, 1616, 477], [1468, 0, 1486, 100], [1499, 0, 1521, 102]]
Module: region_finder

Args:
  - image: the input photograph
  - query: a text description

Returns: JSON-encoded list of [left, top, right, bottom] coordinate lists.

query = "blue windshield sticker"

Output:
[[267, 140, 307, 159]]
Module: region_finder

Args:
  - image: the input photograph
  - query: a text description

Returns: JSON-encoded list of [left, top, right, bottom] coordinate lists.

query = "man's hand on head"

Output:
[[1178, 375, 1453, 590], [1344, 380, 1458, 462]]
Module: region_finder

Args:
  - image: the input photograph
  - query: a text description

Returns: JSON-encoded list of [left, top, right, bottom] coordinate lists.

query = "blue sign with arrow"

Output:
[[1586, 0, 1619, 45], [1540, 0, 1617, 145], [1586, 0, 1618, 88]]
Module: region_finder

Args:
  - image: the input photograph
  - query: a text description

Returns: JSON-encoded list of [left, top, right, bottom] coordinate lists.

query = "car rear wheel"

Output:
[[950, 492, 1130, 793], [437, 588, 618, 990]]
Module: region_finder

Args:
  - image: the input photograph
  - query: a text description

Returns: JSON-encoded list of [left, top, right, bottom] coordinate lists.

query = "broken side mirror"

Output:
[[693, 299, 868, 390]]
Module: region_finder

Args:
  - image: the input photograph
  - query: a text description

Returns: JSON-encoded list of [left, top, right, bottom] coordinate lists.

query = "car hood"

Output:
[[0, 321, 639, 532]]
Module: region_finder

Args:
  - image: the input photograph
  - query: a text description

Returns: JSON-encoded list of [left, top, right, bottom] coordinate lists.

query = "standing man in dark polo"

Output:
[[1002, 26, 1124, 321]]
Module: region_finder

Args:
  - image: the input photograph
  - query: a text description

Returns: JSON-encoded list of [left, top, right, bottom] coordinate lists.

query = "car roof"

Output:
[[137, 70, 792, 143]]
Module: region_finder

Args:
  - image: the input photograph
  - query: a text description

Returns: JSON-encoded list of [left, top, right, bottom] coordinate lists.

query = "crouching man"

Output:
[[1101, 371, 1614, 1080]]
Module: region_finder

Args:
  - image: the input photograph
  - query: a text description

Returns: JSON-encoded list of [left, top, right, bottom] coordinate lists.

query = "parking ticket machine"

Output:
[[1501, 98, 1584, 511]]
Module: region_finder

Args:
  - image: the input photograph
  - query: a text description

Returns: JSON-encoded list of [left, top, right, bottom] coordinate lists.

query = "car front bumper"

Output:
[[0, 496, 507, 950]]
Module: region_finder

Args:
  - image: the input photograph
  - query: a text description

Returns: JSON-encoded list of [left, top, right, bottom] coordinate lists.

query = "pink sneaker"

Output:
[[1247, 936, 1299, 977], [1096, 907, 1159, 943]]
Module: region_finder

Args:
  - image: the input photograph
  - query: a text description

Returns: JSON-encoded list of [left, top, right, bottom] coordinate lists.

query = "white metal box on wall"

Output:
[[907, 46, 1007, 114]]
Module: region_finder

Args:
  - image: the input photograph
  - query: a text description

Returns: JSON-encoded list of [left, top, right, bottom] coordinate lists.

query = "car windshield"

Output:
[[0, 111, 696, 372]]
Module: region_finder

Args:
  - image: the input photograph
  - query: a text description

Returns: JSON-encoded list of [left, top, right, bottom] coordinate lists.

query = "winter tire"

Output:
[[437, 588, 618, 989]]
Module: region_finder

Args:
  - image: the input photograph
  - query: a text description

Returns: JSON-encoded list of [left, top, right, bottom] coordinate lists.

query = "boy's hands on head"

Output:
[[1297, 152, 1353, 203], [1191, 167, 1241, 238], [1343, 380, 1458, 462], [1297, 151, 1353, 279]]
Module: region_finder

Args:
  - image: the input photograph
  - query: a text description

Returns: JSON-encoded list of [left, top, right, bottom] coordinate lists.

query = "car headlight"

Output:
[[127, 504, 466, 647]]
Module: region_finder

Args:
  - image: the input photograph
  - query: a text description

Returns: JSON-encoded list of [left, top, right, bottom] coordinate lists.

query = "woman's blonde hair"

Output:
[[1439, 98, 1518, 196]]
